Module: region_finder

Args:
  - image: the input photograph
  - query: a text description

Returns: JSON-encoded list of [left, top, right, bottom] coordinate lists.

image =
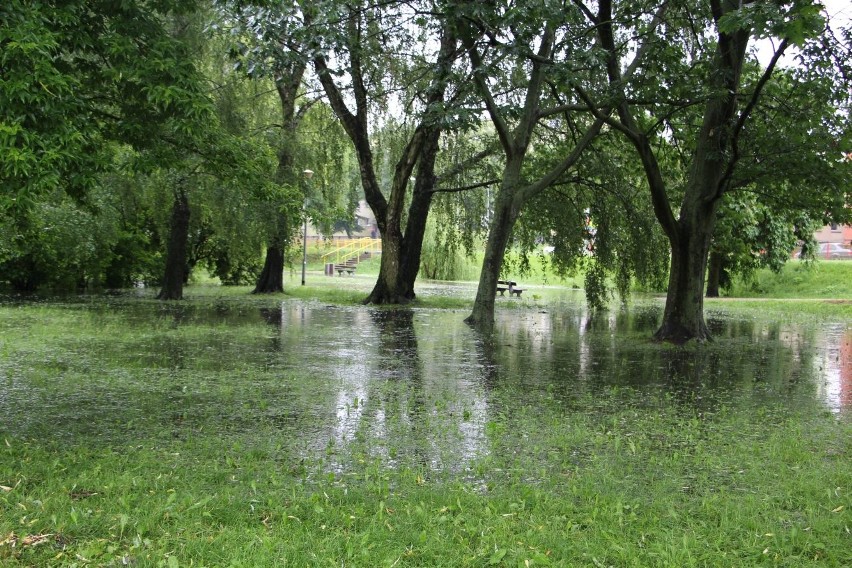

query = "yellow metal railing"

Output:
[[320, 238, 381, 265]]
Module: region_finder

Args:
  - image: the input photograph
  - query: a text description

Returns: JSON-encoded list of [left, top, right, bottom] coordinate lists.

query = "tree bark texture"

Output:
[[253, 243, 285, 294], [157, 191, 190, 301], [465, 187, 521, 331], [397, 183, 436, 299], [653, 211, 718, 343], [705, 249, 723, 297]]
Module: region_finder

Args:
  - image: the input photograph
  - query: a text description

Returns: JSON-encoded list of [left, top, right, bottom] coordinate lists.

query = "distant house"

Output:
[[306, 200, 378, 241], [813, 223, 852, 246]]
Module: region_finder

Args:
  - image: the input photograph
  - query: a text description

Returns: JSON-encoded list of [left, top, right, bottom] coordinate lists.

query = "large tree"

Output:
[[453, 1, 667, 331], [251, 63, 306, 295], [308, 0, 461, 304], [575, 0, 850, 341], [0, 0, 221, 292], [218, 1, 312, 293]]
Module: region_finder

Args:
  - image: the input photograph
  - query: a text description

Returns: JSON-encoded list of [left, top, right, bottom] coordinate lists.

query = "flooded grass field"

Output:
[[0, 286, 849, 566]]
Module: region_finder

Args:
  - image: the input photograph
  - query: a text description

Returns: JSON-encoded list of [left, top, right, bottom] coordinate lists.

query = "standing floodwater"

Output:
[[0, 295, 847, 478], [1, 293, 850, 566]]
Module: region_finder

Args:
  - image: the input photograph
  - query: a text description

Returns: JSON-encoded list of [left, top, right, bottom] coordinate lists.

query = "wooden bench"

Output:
[[496, 280, 514, 296], [334, 265, 356, 276], [496, 280, 525, 297]]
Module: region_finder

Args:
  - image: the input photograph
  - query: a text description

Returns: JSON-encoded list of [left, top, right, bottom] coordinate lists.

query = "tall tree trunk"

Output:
[[465, 188, 521, 331], [654, 214, 717, 342], [653, 174, 726, 341], [705, 249, 724, 297], [461, 22, 603, 332], [654, 10, 749, 341], [365, 224, 407, 304], [397, 127, 441, 299], [397, 190, 435, 300], [253, 56, 307, 294], [653, 46, 745, 340], [253, 243, 285, 293], [364, 127, 440, 303], [157, 190, 190, 300]]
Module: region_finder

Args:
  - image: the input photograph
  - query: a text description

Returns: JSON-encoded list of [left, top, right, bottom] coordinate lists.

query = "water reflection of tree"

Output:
[[372, 310, 420, 368], [630, 322, 815, 414], [258, 302, 316, 360], [259, 305, 283, 351], [368, 309, 429, 469], [471, 333, 499, 389], [248, 302, 840, 476], [486, 305, 820, 416], [357, 310, 493, 474], [259, 306, 283, 327]]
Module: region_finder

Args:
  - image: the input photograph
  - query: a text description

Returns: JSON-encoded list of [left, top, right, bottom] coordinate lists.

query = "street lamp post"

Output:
[[301, 169, 313, 286]]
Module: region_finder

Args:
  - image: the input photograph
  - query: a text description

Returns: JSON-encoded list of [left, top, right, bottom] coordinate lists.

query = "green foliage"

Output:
[[718, 0, 825, 45], [582, 259, 611, 311], [0, 0, 281, 291], [708, 55, 851, 290], [0, 194, 99, 291], [298, 104, 360, 238], [0, 0, 211, 207], [513, 129, 670, 304], [419, 218, 480, 281]]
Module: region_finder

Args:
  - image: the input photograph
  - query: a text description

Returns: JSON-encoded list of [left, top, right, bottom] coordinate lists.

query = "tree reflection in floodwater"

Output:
[[0, 296, 848, 478]]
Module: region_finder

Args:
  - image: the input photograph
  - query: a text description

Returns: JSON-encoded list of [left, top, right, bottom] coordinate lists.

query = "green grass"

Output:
[[705, 261, 852, 319], [310, 251, 852, 314], [1, 391, 849, 567], [728, 260, 852, 299]]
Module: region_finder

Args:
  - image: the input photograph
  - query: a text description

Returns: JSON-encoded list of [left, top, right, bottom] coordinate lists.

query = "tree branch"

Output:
[[431, 179, 500, 194], [717, 37, 790, 197], [435, 144, 500, 183], [517, 116, 606, 202], [594, 0, 678, 241], [462, 36, 513, 155]]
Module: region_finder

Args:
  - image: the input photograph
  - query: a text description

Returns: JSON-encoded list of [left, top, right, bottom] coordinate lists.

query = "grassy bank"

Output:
[[335, 247, 852, 295], [728, 261, 852, 299], [705, 261, 852, 320]]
